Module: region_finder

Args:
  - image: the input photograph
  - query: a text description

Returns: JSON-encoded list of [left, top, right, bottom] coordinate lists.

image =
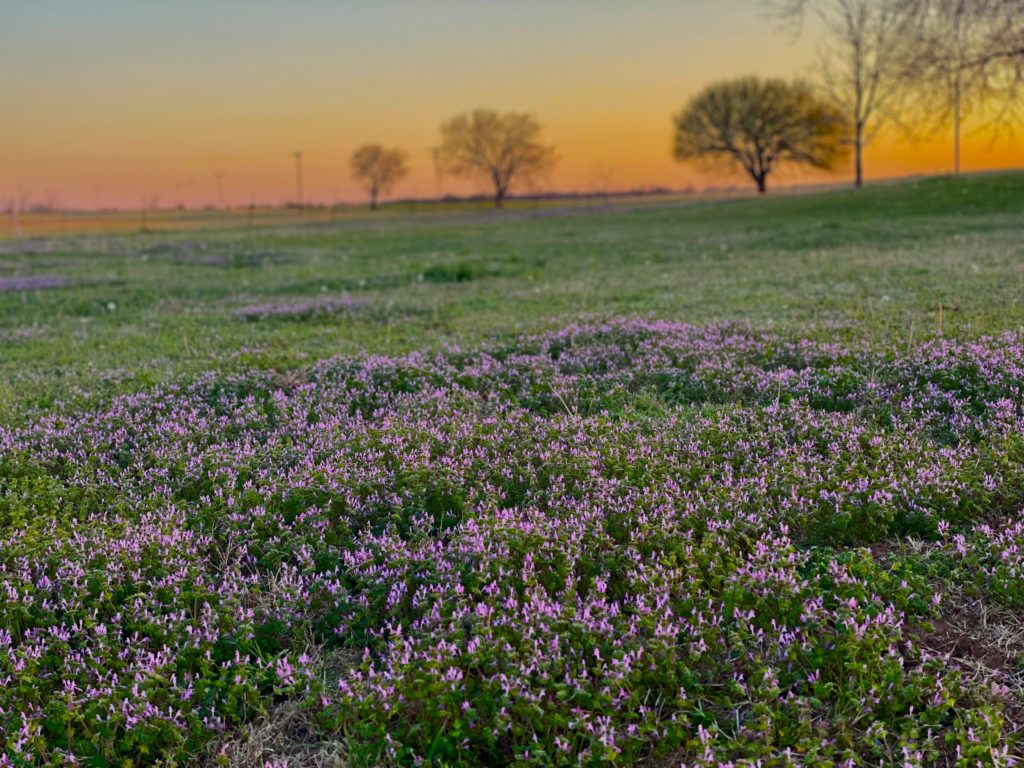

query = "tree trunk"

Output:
[[370, 188, 378, 211], [953, 74, 961, 177], [494, 189, 504, 208], [854, 125, 864, 189], [756, 175, 767, 194]]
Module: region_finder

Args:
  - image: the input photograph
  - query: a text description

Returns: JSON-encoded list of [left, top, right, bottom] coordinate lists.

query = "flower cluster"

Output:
[[939, 516, 1024, 609], [0, 276, 69, 293], [1, 319, 1022, 765], [234, 295, 363, 321]]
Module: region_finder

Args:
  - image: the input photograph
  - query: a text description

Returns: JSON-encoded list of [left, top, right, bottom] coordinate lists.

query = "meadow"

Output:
[[2, 173, 1024, 766]]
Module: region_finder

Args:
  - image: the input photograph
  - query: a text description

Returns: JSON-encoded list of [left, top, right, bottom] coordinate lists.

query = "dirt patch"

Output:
[[912, 589, 1024, 737], [915, 615, 1013, 674], [864, 540, 903, 561]]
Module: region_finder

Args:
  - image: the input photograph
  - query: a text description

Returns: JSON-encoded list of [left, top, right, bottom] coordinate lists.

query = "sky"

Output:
[[2, 0, 1022, 209]]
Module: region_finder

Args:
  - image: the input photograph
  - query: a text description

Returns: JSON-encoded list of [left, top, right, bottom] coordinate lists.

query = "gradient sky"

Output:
[[3, 0, 1022, 209]]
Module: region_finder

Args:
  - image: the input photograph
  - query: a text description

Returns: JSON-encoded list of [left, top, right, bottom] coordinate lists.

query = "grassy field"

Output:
[[3, 173, 1024, 418], [2, 173, 1024, 765]]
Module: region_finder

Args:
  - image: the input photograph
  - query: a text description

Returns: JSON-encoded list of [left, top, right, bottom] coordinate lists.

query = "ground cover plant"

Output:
[[1, 175, 1024, 765], [2, 320, 1024, 765]]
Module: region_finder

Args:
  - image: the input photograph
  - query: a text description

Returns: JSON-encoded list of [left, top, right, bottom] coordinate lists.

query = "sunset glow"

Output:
[[3, 0, 1022, 209]]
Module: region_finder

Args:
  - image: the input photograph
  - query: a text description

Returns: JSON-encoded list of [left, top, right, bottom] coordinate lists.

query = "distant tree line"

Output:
[[351, 2, 1021, 204], [349, 110, 555, 209], [771, 0, 1024, 188]]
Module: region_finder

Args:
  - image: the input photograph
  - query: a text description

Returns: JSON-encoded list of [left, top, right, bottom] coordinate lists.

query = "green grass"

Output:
[[2, 172, 1024, 418], [4, 171, 1024, 764]]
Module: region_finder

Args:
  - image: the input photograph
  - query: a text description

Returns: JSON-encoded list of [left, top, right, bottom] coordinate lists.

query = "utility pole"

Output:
[[213, 172, 225, 209], [8, 198, 23, 238], [293, 150, 304, 213], [430, 147, 442, 200]]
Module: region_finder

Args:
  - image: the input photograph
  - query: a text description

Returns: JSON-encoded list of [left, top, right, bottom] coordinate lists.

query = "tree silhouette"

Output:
[[906, 0, 1024, 168], [438, 110, 556, 208], [673, 77, 848, 193], [350, 145, 409, 210], [776, 0, 920, 189]]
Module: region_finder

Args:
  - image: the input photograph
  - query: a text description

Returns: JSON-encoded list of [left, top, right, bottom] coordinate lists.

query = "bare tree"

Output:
[[966, 0, 1024, 65], [350, 145, 409, 210], [906, 1, 995, 173], [672, 77, 848, 193], [906, 0, 1024, 170], [970, 1, 1024, 119], [778, 0, 921, 188], [438, 109, 556, 208]]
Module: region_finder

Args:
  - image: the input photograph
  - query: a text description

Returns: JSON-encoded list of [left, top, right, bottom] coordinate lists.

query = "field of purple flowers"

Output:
[[2, 318, 1023, 765]]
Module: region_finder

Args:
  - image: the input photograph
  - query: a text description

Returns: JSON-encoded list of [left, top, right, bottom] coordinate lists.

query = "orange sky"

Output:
[[2, 1, 1022, 209]]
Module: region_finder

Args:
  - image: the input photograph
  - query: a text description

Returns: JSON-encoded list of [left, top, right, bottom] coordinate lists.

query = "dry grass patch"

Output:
[[198, 700, 348, 768], [915, 586, 1024, 742], [198, 643, 360, 768]]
